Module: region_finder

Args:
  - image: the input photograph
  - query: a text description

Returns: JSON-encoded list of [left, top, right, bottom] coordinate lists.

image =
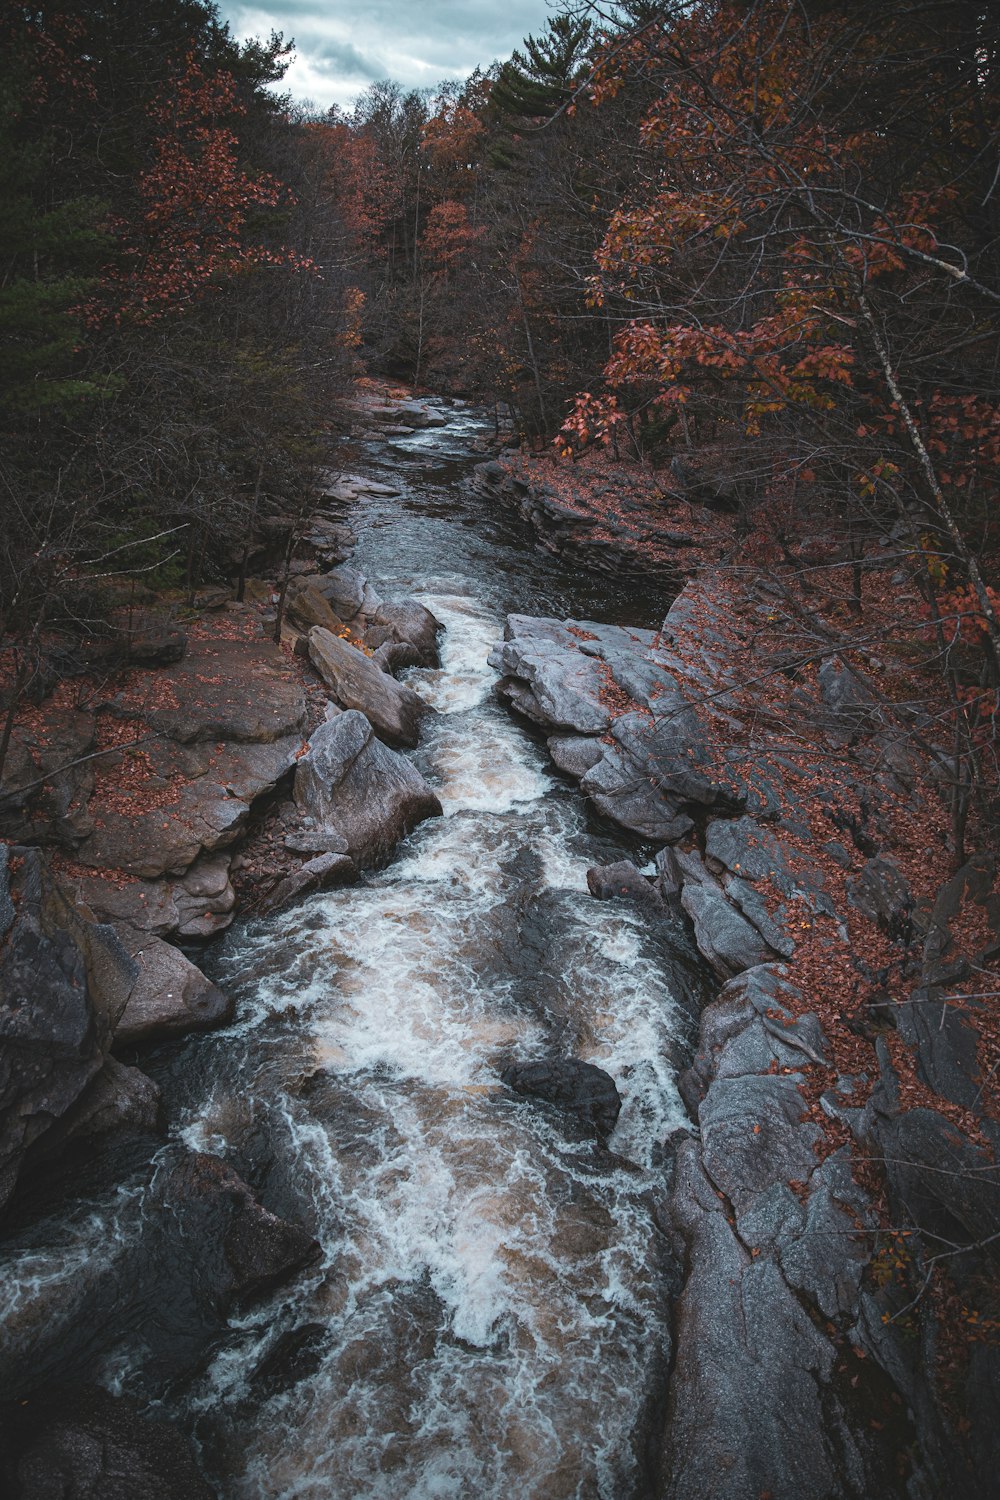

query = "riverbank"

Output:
[[479, 448, 1000, 1496]]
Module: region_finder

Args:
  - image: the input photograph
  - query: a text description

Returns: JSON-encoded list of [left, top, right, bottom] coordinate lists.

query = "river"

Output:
[[0, 401, 708, 1498]]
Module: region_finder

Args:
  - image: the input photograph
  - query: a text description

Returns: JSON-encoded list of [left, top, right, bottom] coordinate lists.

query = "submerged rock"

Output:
[[500, 1057, 622, 1143]]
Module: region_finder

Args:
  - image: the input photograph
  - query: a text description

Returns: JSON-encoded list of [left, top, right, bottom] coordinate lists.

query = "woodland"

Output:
[[2, 0, 1000, 1494]]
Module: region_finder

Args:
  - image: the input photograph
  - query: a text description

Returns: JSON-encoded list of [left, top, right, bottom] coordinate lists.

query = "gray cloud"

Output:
[[219, 1, 554, 108]]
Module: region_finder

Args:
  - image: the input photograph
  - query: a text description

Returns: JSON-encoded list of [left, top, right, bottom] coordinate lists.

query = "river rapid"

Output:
[[0, 402, 709, 1498]]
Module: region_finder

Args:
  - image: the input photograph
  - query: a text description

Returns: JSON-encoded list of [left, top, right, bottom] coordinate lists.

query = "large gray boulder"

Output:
[[112, 930, 232, 1047], [293, 712, 442, 868], [308, 628, 435, 749]]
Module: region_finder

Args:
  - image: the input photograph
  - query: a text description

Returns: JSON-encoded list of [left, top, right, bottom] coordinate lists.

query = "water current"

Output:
[[0, 403, 708, 1498]]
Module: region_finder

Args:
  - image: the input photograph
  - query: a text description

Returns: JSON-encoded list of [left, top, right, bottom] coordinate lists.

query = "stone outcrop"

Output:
[[489, 608, 740, 844], [0, 846, 156, 1211], [293, 712, 442, 868]]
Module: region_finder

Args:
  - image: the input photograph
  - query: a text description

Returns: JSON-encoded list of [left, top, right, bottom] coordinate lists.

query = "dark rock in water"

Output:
[[293, 712, 441, 868], [250, 1323, 330, 1400], [500, 1057, 621, 1142], [0, 1383, 213, 1499], [586, 860, 664, 911], [154, 1152, 320, 1310], [0, 845, 141, 1212]]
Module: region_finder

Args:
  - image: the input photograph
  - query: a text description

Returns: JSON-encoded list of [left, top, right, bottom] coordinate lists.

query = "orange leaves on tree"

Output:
[[89, 54, 315, 326], [420, 200, 484, 272]]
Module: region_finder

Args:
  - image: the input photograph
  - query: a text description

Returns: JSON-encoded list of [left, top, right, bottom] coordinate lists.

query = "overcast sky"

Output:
[[217, 1, 558, 112]]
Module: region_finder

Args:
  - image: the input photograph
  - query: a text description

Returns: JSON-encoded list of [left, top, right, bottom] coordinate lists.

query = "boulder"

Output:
[[586, 860, 665, 912], [306, 569, 441, 668], [369, 599, 440, 667], [489, 617, 612, 733], [37, 1056, 161, 1153], [293, 712, 442, 868], [664, 968, 907, 1500], [500, 1057, 621, 1142], [0, 1384, 213, 1500], [153, 1152, 320, 1309], [680, 878, 775, 978], [286, 577, 345, 632], [112, 930, 232, 1047], [0, 846, 139, 1210], [261, 851, 357, 912], [308, 628, 435, 749]]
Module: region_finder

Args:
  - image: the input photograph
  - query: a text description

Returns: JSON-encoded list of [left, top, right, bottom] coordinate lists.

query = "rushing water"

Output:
[[0, 402, 707, 1498]]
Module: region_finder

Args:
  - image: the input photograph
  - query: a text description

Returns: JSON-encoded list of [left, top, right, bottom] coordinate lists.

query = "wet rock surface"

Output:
[[0, 1383, 214, 1500]]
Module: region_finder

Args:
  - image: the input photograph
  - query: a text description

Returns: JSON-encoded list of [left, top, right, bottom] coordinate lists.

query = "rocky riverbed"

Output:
[[2, 386, 998, 1497]]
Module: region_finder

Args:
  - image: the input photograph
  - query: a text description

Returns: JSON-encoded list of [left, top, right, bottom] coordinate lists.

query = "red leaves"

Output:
[[87, 55, 313, 328], [419, 201, 484, 272]]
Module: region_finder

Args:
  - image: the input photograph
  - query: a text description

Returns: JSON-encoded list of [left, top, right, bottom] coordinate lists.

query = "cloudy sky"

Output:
[[217, 1, 557, 112]]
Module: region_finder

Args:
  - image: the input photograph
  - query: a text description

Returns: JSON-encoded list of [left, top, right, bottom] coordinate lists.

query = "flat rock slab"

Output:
[[294, 712, 442, 868], [308, 627, 435, 749], [109, 637, 307, 745], [0, 1384, 213, 1500], [76, 735, 301, 878]]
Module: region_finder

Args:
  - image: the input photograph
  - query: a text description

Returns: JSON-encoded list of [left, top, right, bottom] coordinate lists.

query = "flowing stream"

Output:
[[0, 403, 708, 1498]]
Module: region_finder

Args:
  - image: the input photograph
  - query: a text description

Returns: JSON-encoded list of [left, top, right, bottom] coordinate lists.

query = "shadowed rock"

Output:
[[0, 846, 142, 1211], [0, 1384, 213, 1500]]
